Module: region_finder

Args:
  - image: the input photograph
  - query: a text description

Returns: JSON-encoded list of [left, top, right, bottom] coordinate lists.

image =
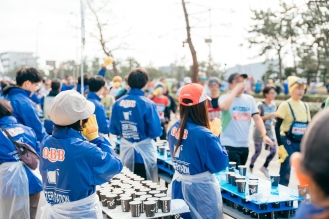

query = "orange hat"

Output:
[[179, 83, 211, 106]]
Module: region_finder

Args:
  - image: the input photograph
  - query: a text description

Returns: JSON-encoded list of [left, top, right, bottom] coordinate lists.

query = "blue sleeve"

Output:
[[94, 103, 111, 134], [19, 101, 48, 143], [204, 134, 229, 173], [145, 103, 162, 139], [109, 103, 120, 135], [40, 96, 45, 111], [30, 93, 40, 104], [90, 137, 123, 184], [97, 67, 106, 77]]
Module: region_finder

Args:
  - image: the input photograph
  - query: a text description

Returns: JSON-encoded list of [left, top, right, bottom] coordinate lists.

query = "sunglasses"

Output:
[[209, 83, 220, 88], [290, 79, 307, 87]]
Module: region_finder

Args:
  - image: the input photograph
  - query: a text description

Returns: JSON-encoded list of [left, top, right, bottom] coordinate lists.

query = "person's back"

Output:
[[3, 67, 47, 142], [0, 100, 42, 219]]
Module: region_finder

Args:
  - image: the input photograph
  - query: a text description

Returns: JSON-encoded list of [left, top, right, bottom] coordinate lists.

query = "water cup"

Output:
[[130, 201, 141, 217], [134, 197, 145, 213], [270, 174, 280, 187], [166, 149, 171, 158], [149, 190, 161, 196], [249, 182, 258, 195], [102, 198, 108, 207], [229, 174, 236, 185], [298, 185, 308, 197], [159, 147, 166, 156], [270, 211, 279, 219], [236, 180, 246, 193], [106, 194, 117, 209], [238, 165, 247, 176], [160, 197, 171, 213], [155, 193, 167, 199], [225, 172, 231, 184], [121, 197, 132, 212], [150, 185, 160, 191], [147, 197, 159, 213], [272, 202, 280, 208], [228, 162, 236, 172], [242, 207, 250, 215], [156, 187, 167, 194], [144, 201, 156, 217], [135, 191, 147, 198], [250, 211, 258, 218]]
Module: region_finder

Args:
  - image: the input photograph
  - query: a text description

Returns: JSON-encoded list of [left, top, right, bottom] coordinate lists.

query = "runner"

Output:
[[291, 108, 329, 219], [87, 76, 111, 135], [0, 100, 42, 219], [219, 73, 273, 167], [207, 77, 221, 122], [110, 68, 162, 181], [168, 83, 228, 219], [250, 86, 277, 177], [3, 67, 47, 142], [41, 79, 61, 135], [109, 76, 122, 97], [275, 76, 311, 186], [148, 83, 170, 140], [40, 90, 122, 218]]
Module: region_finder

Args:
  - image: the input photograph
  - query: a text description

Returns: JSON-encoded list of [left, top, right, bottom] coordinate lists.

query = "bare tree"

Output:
[[85, 0, 128, 76], [182, 0, 198, 83]]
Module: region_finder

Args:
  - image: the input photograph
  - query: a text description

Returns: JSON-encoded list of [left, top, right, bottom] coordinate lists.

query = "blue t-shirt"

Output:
[[40, 127, 122, 205], [61, 84, 74, 92], [254, 82, 262, 93], [110, 88, 162, 163]]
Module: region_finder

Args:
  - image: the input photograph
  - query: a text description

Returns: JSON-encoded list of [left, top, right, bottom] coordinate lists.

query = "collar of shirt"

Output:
[[87, 91, 101, 101], [0, 116, 18, 126], [8, 87, 31, 97], [52, 126, 85, 140], [127, 88, 144, 96]]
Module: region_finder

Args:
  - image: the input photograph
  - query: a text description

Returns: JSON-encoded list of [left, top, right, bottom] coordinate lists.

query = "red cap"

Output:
[[179, 83, 211, 106]]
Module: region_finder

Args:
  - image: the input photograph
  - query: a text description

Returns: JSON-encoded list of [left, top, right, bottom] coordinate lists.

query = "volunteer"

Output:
[[291, 108, 329, 219], [40, 90, 122, 219], [110, 68, 162, 181], [41, 79, 61, 134], [3, 67, 47, 142], [219, 73, 273, 167], [149, 83, 170, 140], [76, 74, 89, 95], [207, 77, 221, 122], [87, 76, 111, 135], [250, 86, 277, 177], [61, 75, 74, 91], [0, 100, 42, 219], [168, 83, 228, 219], [275, 76, 311, 186]]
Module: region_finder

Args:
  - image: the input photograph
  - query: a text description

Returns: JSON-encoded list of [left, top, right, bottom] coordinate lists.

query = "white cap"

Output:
[[183, 77, 192, 84], [49, 90, 95, 126]]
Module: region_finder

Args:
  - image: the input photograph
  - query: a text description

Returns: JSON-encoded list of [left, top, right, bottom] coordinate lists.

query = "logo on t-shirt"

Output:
[[42, 147, 65, 162], [171, 127, 188, 140], [119, 100, 136, 108], [232, 106, 251, 121]]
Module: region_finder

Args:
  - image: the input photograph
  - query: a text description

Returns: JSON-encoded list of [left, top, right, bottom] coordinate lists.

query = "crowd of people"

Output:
[[0, 56, 329, 219]]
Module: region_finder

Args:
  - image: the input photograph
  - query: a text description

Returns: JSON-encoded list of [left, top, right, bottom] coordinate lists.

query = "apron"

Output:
[[286, 102, 308, 143], [120, 138, 158, 182], [40, 192, 102, 219], [168, 171, 223, 219], [0, 162, 30, 219]]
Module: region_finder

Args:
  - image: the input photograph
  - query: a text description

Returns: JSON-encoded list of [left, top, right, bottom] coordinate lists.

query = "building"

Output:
[[224, 60, 279, 81], [0, 52, 37, 75]]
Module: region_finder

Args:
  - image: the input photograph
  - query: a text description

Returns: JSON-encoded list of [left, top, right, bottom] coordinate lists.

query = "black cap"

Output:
[[301, 108, 329, 177], [227, 73, 248, 84]]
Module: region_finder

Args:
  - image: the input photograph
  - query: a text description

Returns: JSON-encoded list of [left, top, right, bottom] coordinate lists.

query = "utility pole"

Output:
[[205, 9, 212, 78]]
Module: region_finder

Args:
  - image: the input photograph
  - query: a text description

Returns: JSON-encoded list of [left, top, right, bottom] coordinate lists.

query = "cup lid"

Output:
[[235, 180, 246, 183], [129, 201, 141, 205], [155, 194, 166, 197], [229, 162, 237, 164], [144, 201, 156, 205], [249, 182, 259, 185], [121, 197, 132, 200], [160, 197, 171, 201], [238, 165, 247, 168]]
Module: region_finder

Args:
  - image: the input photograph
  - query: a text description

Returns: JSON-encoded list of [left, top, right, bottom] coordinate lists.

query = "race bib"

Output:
[[232, 106, 251, 121], [291, 123, 307, 135]]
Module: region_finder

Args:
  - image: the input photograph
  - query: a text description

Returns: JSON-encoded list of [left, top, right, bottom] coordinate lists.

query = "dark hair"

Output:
[[16, 67, 42, 86], [174, 100, 210, 155], [55, 118, 89, 132], [262, 86, 276, 98], [128, 68, 149, 89], [88, 76, 106, 92], [0, 100, 13, 118], [51, 79, 61, 91], [78, 74, 89, 85]]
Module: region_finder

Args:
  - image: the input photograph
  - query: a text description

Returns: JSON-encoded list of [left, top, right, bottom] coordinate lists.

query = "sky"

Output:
[[0, 0, 303, 71]]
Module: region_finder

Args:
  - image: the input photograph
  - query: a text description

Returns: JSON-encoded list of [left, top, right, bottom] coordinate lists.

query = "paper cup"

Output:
[[225, 172, 232, 184], [121, 197, 132, 212], [150, 185, 160, 190], [236, 180, 246, 193], [140, 188, 151, 193], [270, 174, 280, 187], [250, 211, 258, 218], [238, 165, 247, 176], [144, 201, 156, 217], [149, 190, 161, 196], [134, 197, 145, 213], [106, 194, 117, 209], [243, 207, 250, 215], [259, 204, 268, 210], [140, 194, 152, 200], [272, 202, 280, 208], [270, 211, 278, 219], [135, 192, 147, 198], [228, 162, 236, 172], [298, 185, 308, 197], [231, 175, 237, 186], [159, 147, 166, 156], [156, 187, 167, 194], [154, 193, 166, 199], [101, 198, 108, 207], [249, 183, 258, 195], [166, 149, 171, 158], [141, 180, 152, 186], [130, 201, 141, 217], [147, 197, 159, 213]]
